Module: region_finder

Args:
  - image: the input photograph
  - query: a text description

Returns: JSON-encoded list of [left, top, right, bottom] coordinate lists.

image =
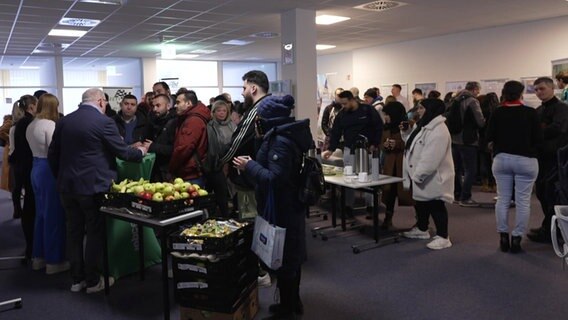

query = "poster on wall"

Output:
[[316, 74, 333, 145], [414, 83, 437, 97], [521, 76, 544, 108], [481, 78, 507, 95], [445, 81, 468, 94], [160, 77, 179, 94], [552, 58, 568, 99], [103, 87, 133, 112]]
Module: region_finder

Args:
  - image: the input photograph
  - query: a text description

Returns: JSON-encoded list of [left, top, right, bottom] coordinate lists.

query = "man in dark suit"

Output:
[[48, 88, 147, 293]]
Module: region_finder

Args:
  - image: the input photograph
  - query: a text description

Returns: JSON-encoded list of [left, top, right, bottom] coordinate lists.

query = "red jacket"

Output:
[[169, 102, 211, 180]]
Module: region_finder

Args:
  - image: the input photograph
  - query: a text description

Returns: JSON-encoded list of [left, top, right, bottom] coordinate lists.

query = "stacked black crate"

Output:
[[169, 219, 258, 314]]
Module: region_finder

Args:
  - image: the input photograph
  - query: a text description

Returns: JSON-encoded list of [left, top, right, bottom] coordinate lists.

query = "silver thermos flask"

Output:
[[354, 135, 369, 174]]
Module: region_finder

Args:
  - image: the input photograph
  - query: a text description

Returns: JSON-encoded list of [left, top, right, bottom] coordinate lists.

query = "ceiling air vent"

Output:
[[354, 1, 407, 12]]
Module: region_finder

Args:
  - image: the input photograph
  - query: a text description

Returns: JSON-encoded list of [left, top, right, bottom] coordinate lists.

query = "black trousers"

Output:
[[415, 200, 449, 238], [206, 170, 229, 218], [535, 160, 555, 230], [60, 193, 104, 286], [13, 164, 35, 259]]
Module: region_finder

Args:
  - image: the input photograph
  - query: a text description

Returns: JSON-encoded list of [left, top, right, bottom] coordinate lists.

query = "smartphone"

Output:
[[401, 121, 409, 130]]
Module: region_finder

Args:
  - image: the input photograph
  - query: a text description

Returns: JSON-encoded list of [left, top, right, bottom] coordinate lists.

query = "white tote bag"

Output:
[[251, 188, 286, 270]]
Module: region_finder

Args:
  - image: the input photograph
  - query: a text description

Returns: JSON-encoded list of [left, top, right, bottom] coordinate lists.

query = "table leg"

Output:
[[373, 187, 380, 243], [331, 184, 337, 228], [340, 186, 346, 231], [103, 216, 110, 295], [138, 224, 145, 281], [310, 184, 337, 238], [160, 232, 170, 320], [351, 187, 399, 254]]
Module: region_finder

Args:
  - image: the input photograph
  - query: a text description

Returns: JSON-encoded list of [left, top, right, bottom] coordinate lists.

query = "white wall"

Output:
[[317, 51, 354, 92], [319, 15, 568, 99]]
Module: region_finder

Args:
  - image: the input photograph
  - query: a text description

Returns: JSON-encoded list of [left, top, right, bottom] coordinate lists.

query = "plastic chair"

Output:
[[551, 205, 568, 269]]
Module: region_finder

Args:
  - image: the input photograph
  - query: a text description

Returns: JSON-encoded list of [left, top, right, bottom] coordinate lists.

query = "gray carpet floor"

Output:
[[0, 188, 566, 320]]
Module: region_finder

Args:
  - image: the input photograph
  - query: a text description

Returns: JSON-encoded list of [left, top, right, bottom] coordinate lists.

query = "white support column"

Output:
[[280, 8, 318, 136]]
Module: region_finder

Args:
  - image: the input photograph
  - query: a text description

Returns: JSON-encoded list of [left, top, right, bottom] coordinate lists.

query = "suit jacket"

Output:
[[48, 104, 143, 195]]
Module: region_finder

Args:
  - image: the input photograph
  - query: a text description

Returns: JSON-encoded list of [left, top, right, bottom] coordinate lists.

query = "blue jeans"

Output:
[[452, 144, 478, 201], [492, 153, 538, 236]]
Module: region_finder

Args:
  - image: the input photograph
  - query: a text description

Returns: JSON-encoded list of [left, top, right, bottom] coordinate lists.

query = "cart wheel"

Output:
[[311, 232, 317, 238], [15, 300, 22, 309], [322, 235, 328, 241], [322, 215, 328, 221], [353, 247, 360, 254]]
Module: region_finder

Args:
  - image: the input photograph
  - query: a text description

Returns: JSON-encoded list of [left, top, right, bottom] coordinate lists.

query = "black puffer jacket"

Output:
[[148, 109, 177, 181]]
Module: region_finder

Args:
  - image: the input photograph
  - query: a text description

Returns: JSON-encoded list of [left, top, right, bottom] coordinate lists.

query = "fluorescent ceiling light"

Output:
[[176, 54, 199, 59], [161, 43, 176, 59], [316, 15, 350, 25], [190, 49, 217, 54], [48, 29, 88, 37], [316, 44, 336, 50], [222, 39, 253, 46], [80, 0, 124, 5], [59, 18, 100, 27], [19, 66, 40, 69]]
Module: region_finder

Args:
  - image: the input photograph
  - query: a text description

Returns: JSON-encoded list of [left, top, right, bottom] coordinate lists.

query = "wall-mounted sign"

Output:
[[282, 43, 294, 65]]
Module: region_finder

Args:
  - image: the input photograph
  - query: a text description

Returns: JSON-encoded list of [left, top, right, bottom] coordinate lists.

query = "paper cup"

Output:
[[344, 166, 353, 175], [358, 172, 368, 183]]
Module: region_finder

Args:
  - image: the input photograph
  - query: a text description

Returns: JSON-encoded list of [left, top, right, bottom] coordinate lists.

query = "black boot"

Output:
[[265, 272, 302, 319], [510, 235, 522, 253], [381, 211, 393, 230], [499, 232, 510, 252]]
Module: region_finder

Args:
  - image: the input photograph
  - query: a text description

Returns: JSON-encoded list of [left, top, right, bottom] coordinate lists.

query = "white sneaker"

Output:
[[427, 236, 452, 250], [402, 227, 431, 239], [86, 276, 115, 294], [258, 273, 271, 287], [32, 258, 46, 270], [70, 281, 87, 292], [46, 261, 70, 275]]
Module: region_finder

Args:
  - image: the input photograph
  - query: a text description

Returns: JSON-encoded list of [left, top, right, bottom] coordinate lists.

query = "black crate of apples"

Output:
[[106, 178, 214, 218]]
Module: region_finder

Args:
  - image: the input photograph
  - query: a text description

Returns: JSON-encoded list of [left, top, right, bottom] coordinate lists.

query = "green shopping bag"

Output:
[[116, 153, 156, 181], [106, 152, 161, 279]]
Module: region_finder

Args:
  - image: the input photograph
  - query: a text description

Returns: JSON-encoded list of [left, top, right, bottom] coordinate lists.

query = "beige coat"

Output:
[[381, 130, 414, 206], [402, 116, 454, 203]]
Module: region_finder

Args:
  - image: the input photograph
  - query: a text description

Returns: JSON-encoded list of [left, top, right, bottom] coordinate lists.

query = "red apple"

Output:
[[190, 191, 199, 198], [187, 185, 196, 193]]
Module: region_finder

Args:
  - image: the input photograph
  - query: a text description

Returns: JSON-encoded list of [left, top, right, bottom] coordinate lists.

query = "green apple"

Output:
[[162, 185, 174, 196], [132, 185, 144, 194], [126, 188, 133, 193], [154, 182, 164, 190], [180, 192, 190, 199], [152, 192, 163, 202], [143, 183, 156, 193], [193, 184, 201, 191], [174, 191, 181, 200], [174, 177, 184, 185], [174, 183, 185, 192], [197, 189, 208, 196]]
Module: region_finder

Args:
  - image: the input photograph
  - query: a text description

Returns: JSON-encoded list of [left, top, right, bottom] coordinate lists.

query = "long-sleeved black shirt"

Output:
[[328, 103, 383, 152], [485, 105, 542, 158]]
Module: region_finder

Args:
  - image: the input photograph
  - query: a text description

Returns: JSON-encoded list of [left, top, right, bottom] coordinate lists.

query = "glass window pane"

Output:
[[222, 62, 277, 86], [0, 56, 56, 87], [63, 57, 141, 87], [0, 87, 57, 116], [222, 87, 244, 104], [157, 60, 218, 87], [192, 87, 220, 105]]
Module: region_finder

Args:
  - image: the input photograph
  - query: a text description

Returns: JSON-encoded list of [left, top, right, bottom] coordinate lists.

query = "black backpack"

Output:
[[298, 154, 326, 206], [446, 95, 467, 134], [283, 137, 325, 206]]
